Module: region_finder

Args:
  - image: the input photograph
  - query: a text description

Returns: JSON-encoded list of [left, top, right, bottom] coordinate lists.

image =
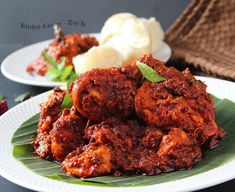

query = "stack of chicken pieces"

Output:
[[32, 55, 226, 178]]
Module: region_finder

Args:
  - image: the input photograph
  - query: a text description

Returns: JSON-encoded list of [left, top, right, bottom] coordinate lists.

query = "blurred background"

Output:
[[0, 0, 190, 45]]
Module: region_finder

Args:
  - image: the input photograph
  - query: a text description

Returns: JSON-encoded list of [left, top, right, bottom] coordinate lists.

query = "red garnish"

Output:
[[0, 98, 8, 115]]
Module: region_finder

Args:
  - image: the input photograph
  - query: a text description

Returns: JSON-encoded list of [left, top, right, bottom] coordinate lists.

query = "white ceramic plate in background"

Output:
[[0, 76, 234, 192], [1, 33, 172, 87]]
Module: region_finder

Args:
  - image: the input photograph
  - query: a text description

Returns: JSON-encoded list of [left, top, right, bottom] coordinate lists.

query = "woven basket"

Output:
[[165, 0, 235, 80]]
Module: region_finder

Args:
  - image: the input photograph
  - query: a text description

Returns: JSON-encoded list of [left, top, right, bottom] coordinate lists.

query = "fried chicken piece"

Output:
[[33, 107, 86, 162], [62, 118, 165, 177], [32, 88, 65, 159], [37, 87, 66, 134], [33, 87, 87, 161], [142, 127, 163, 149], [135, 55, 225, 146], [157, 128, 202, 171], [62, 144, 112, 178], [69, 64, 141, 121], [27, 34, 98, 76], [137, 55, 215, 114], [50, 109, 86, 162], [32, 133, 52, 160]]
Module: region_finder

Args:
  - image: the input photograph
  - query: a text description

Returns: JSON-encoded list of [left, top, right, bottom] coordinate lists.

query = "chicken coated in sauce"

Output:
[[62, 118, 153, 177], [157, 128, 202, 171], [135, 55, 226, 146], [33, 54, 226, 178], [69, 64, 141, 122], [62, 117, 204, 178], [33, 87, 65, 159], [62, 144, 112, 178], [32, 88, 86, 162], [50, 108, 86, 162], [27, 34, 98, 76]]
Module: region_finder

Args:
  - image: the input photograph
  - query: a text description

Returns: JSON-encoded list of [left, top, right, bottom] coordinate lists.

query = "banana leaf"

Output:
[[11, 97, 235, 187]]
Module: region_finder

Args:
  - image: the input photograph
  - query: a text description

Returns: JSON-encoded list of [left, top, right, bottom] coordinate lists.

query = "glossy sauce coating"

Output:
[[69, 64, 141, 121], [135, 55, 221, 145], [33, 55, 226, 178], [27, 34, 98, 75]]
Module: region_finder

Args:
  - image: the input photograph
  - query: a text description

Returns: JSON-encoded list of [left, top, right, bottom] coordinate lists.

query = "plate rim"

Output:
[[1, 38, 64, 87], [0, 76, 235, 192]]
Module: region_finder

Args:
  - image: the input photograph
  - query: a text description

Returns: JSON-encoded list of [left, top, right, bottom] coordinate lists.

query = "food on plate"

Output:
[[72, 13, 164, 75], [73, 45, 123, 75], [135, 56, 219, 146], [26, 26, 98, 76], [139, 17, 164, 52], [69, 63, 141, 121], [100, 13, 164, 63], [33, 87, 66, 159], [32, 54, 226, 178], [99, 13, 137, 44], [26, 13, 164, 81], [103, 18, 151, 64], [50, 108, 86, 162]]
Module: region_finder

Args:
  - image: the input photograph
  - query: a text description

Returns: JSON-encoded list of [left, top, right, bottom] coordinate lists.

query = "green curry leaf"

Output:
[[42, 52, 76, 82], [136, 61, 165, 83], [14, 92, 31, 103]]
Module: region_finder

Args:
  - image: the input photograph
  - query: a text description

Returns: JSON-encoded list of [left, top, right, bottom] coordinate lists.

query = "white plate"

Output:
[[0, 76, 234, 192], [1, 33, 172, 87]]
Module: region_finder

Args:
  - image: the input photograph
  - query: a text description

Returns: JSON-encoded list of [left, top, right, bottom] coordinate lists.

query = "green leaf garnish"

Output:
[[42, 52, 59, 68], [45, 67, 60, 81], [61, 66, 73, 81], [61, 93, 73, 109], [136, 61, 165, 83], [42, 52, 77, 82], [61, 74, 79, 109], [14, 91, 31, 103], [67, 73, 79, 88]]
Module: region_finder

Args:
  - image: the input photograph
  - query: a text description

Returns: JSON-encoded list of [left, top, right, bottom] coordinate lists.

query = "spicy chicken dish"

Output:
[[26, 29, 98, 76], [32, 55, 226, 178]]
